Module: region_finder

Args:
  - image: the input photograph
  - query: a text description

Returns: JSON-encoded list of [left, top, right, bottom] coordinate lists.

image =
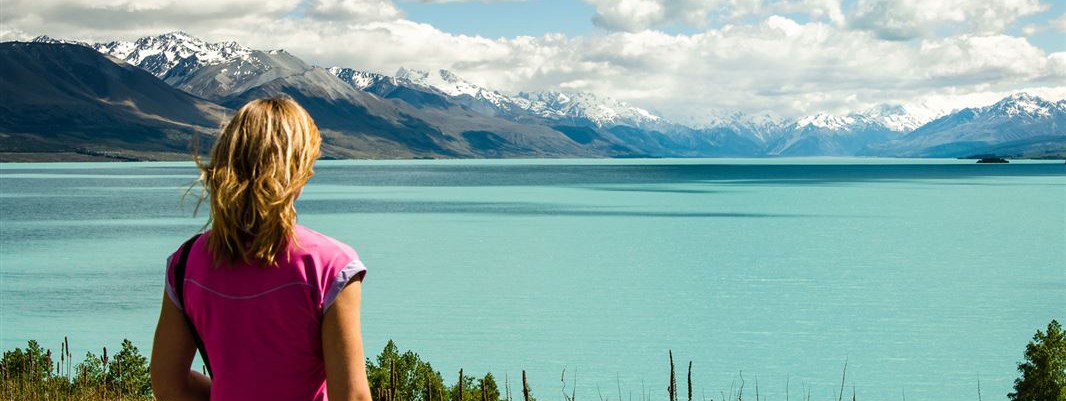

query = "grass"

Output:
[[2, 329, 1055, 401], [1, 338, 152, 401], [0, 337, 875, 401]]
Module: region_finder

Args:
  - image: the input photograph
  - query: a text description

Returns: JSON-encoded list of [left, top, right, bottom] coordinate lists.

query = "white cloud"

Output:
[[1052, 14, 1066, 32], [411, 0, 523, 2], [583, 0, 846, 32], [586, 0, 717, 32], [2, 0, 1062, 121], [849, 0, 1049, 40], [233, 14, 1063, 119], [306, 0, 403, 22], [0, 0, 300, 41]]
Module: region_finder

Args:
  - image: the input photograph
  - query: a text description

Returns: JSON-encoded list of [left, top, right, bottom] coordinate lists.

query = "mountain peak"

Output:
[[394, 67, 502, 103], [795, 112, 855, 130], [161, 31, 194, 39], [91, 32, 252, 77], [438, 69, 463, 83], [31, 35, 88, 46], [395, 67, 429, 82], [517, 90, 662, 127], [988, 92, 1056, 118], [1006, 92, 1037, 102], [329, 67, 391, 90]]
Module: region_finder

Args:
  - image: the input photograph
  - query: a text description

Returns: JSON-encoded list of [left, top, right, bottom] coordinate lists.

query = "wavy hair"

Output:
[[194, 96, 321, 267]]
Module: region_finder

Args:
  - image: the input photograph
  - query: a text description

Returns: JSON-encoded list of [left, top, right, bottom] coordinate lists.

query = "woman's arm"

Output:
[[322, 280, 373, 401], [150, 293, 212, 401]]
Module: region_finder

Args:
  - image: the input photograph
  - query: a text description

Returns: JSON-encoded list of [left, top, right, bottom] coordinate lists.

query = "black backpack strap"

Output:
[[174, 233, 212, 377]]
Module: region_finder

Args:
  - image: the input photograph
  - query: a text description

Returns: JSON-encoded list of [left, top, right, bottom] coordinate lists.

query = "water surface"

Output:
[[2, 158, 1064, 400]]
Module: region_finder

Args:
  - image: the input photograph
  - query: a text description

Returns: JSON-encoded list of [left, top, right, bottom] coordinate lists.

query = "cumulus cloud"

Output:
[[228, 14, 1063, 119], [2, 0, 1062, 121], [583, 0, 846, 32], [849, 0, 1048, 41], [305, 0, 403, 22], [586, 0, 720, 32], [0, 0, 300, 41]]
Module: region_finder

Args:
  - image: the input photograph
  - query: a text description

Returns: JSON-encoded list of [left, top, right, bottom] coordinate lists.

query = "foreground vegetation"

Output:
[[2, 320, 1063, 401]]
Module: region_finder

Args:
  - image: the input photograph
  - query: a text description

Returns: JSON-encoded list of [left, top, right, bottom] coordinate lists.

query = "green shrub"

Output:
[[367, 339, 448, 401], [1010, 319, 1066, 401], [0, 340, 53, 383], [74, 351, 108, 388], [106, 339, 151, 396]]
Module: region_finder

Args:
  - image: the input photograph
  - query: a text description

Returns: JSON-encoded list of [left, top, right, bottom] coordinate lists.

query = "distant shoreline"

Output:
[[3, 151, 1065, 163]]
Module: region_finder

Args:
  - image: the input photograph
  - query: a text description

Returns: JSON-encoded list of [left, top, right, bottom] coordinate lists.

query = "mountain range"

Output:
[[1, 32, 1062, 161]]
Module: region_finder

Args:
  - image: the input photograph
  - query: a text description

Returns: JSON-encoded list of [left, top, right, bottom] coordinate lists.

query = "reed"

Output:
[[561, 368, 576, 401], [522, 370, 531, 401], [667, 350, 676, 401], [837, 358, 848, 401], [686, 362, 692, 401]]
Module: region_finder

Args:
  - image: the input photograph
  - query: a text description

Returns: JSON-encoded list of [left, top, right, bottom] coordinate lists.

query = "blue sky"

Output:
[[1011, 0, 1066, 52], [397, 0, 601, 39]]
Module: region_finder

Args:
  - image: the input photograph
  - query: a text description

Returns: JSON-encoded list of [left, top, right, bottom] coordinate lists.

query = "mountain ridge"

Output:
[[5, 33, 1065, 161], [0, 42, 229, 160]]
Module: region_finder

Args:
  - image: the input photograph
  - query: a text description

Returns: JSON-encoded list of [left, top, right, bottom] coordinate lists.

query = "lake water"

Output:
[[1, 158, 1064, 400]]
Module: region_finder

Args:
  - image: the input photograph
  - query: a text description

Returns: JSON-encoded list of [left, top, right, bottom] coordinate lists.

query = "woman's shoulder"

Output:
[[292, 224, 359, 262]]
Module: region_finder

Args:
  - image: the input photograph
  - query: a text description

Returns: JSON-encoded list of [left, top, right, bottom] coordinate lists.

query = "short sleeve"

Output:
[[321, 256, 367, 313], [164, 251, 184, 311]]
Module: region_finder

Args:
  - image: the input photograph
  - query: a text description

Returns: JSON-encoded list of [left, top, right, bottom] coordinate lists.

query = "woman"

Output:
[[150, 97, 372, 401]]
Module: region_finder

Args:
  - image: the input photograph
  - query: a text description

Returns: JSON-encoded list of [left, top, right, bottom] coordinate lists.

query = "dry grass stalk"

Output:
[[522, 370, 530, 401], [667, 350, 676, 401], [686, 362, 692, 401], [838, 358, 848, 401]]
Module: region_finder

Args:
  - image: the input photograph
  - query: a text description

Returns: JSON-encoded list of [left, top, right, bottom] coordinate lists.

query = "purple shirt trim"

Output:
[[322, 259, 367, 313]]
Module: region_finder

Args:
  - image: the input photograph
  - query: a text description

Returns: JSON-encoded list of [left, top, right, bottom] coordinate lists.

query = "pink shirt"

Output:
[[165, 224, 367, 401]]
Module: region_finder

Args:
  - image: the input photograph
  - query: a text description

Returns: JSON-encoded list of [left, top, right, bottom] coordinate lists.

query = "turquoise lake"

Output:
[[1, 158, 1064, 400]]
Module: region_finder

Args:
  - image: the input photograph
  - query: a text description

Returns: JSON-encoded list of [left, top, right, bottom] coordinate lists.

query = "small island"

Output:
[[977, 157, 1009, 163]]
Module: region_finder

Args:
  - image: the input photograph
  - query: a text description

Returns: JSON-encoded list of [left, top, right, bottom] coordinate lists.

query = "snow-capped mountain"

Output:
[[762, 103, 952, 155], [856, 103, 947, 132], [792, 103, 947, 133], [880, 92, 1066, 157], [793, 112, 857, 131], [167, 49, 315, 101], [396, 68, 512, 107], [342, 67, 667, 128], [30, 35, 90, 47], [983, 92, 1064, 120], [514, 90, 663, 128], [89, 32, 250, 78], [687, 112, 789, 146], [11, 32, 1066, 160], [392, 67, 530, 116], [327, 67, 391, 90]]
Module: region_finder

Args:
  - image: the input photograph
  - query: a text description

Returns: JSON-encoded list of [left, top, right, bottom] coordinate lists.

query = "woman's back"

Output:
[[165, 225, 366, 401], [152, 97, 371, 401]]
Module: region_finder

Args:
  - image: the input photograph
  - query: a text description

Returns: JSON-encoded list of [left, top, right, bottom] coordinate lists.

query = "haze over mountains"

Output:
[[1, 32, 1062, 161]]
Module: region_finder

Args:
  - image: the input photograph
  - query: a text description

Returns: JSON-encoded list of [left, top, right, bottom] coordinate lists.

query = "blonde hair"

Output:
[[194, 97, 321, 267]]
